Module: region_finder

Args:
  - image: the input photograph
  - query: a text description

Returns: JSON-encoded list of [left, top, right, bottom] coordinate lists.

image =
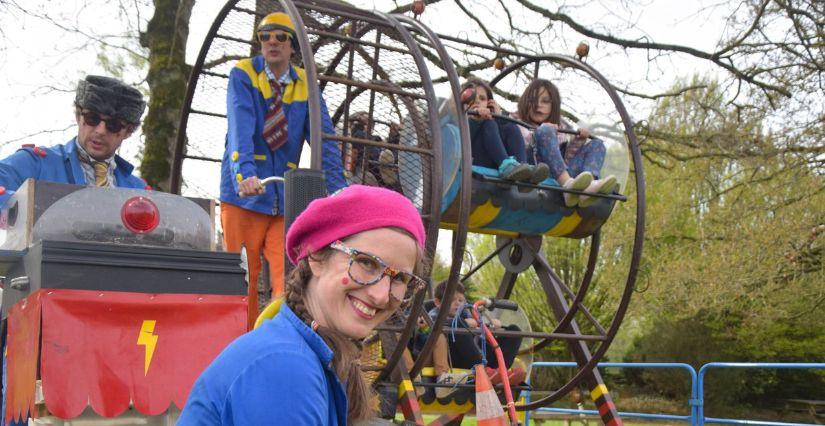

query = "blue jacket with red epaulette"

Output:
[[220, 57, 347, 216], [0, 138, 148, 206]]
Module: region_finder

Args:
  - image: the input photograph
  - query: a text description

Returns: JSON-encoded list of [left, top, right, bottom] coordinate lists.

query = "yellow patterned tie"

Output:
[[93, 162, 109, 187]]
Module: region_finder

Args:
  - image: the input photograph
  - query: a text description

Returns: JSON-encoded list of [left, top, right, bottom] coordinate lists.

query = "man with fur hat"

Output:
[[0, 75, 149, 206], [220, 11, 347, 327]]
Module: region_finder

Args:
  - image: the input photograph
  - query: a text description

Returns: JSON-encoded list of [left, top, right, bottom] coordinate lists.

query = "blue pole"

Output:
[[524, 375, 532, 425], [697, 364, 705, 426]]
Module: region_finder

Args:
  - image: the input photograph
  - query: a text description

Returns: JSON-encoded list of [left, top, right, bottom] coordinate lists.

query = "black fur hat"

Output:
[[75, 75, 146, 124]]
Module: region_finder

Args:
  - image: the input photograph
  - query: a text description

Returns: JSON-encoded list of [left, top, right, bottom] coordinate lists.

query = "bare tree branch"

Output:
[[512, 0, 796, 97], [1, 125, 75, 148]]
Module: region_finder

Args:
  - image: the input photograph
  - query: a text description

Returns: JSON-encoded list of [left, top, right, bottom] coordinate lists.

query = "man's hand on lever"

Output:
[[238, 176, 285, 197], [238, 176, 265, 197]]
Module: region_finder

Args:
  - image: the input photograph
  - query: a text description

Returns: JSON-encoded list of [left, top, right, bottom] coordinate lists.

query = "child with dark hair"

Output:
[[346, 111, 402, 191], [461, 78, 549, 184], [516, 78, 617, 207], [413, 279, 524, 396]]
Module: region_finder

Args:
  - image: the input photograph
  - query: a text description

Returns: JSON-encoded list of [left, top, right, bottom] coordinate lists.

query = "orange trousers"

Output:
[[221, 203, 285, 329]]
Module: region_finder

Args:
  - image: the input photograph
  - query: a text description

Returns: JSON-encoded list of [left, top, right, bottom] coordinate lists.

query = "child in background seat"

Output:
[[413, 280, 525, 397], [461, 78, 549, 184], [516, 78, 618, 207]]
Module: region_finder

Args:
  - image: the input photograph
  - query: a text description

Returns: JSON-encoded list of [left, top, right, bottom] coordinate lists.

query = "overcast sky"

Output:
[[0, 0, 733, 258], [0, 0, 727, 159]]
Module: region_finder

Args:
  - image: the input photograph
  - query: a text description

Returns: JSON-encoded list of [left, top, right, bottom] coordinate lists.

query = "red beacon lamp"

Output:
[[121, 196, 160, 234]]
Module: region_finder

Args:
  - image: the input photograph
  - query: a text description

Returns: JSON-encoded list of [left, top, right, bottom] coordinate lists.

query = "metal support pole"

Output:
[[533, 258, 623, 425]]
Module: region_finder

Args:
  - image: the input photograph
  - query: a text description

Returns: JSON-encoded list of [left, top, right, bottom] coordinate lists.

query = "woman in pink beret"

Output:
[[180, 185, 427, 425]]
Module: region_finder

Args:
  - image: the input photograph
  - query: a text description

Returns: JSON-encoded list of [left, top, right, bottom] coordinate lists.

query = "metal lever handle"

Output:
[[238, 176, 285, 198], [487, 298, 519, 311]]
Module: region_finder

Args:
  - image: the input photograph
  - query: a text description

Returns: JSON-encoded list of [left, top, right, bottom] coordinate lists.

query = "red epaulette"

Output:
[[21, 144, 47, 157]]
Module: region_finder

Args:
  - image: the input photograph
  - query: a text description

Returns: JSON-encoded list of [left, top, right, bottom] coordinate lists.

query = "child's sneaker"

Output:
[[485, 366, 503, 385], [528, 163, 550, 184], [485, 366, 527, 387], [377, 149, 399, 185], [506, 366, 527, 386], [435, 372, 470, 400], [563, 171, 593, 207], [498, 157, 532, 182], [578, 174, 617, 208]]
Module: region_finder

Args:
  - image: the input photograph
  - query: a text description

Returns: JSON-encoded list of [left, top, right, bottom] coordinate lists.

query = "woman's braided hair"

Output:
[[284, 250, 375, 421]]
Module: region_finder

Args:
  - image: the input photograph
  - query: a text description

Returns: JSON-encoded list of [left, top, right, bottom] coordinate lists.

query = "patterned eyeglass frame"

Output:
[[329, 240, 424, 299]]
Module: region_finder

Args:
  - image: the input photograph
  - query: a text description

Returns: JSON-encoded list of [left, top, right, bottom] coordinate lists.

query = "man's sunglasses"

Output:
[[257, 30, 291, 43], [80, 111, 128, 133]]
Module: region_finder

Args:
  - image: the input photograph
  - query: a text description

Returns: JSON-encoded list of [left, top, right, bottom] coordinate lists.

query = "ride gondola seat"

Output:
[[438, 124, 617, 239]]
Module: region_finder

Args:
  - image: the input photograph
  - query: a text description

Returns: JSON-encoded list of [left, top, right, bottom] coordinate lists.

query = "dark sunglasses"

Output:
[[257, 30, 291, 43], [80, 111, 128, 133]]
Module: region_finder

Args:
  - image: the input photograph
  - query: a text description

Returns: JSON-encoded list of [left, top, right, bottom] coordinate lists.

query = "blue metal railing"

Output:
[[698, 363, 825, 426], [525, 362, 697, 424], [524, 361, 825, 425]]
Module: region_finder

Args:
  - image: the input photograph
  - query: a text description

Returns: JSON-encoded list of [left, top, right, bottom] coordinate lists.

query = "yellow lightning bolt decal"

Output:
[[137, 320, 158, 376]]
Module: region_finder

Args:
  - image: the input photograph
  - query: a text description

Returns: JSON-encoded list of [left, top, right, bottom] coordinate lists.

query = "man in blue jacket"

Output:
[[0, 75, 148, 207], [220, 12, 347, 328]]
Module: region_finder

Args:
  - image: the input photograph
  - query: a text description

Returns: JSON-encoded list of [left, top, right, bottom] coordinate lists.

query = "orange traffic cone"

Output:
[[474, 364, 508, 425]]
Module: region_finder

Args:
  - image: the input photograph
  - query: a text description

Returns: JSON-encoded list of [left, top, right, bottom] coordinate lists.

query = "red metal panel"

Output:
[[4, 291, 43, 424], [39, 289, 246, 418]]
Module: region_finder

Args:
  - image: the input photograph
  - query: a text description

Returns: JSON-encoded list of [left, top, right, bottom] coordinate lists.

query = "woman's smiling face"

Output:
[[305, 227, 419, 339]]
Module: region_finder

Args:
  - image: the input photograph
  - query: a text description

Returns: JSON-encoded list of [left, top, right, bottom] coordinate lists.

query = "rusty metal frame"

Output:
[[170, 0, 238, 193], [171, 1, 645, 417]]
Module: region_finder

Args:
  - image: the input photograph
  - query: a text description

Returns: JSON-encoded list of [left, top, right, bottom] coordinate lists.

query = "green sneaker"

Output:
[[528, 163, 550, 184], [498, 157, 532, 181]]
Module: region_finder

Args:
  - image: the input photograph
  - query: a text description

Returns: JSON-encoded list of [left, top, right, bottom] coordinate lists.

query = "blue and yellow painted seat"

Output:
[[433, 100, 627, 239]]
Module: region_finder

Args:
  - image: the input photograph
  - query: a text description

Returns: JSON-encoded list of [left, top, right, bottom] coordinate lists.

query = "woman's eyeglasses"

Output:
[[80, 111, 128, 133], [330, 240, 424, 301], [257, 30, 291, 43]]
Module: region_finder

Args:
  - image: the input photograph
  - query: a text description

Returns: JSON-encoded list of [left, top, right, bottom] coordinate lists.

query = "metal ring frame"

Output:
[[171, 0, 645, 412]]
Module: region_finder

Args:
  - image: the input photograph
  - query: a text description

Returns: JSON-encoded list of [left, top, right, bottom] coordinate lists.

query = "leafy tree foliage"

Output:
[[624, 78, 824, 404]]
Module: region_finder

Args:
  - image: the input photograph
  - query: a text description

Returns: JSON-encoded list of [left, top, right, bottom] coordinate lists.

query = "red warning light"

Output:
[[121, 196, 160, 234]]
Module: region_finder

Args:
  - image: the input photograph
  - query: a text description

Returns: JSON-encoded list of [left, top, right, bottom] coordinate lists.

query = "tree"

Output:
[[138, 0, 194, 190], [622, 78, 824, 406]]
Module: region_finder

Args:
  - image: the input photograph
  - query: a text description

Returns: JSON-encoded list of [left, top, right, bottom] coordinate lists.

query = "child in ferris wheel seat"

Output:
[[461, 77, 550, 184], [411, 280, 525, 398], [515, 78, 618, 208]]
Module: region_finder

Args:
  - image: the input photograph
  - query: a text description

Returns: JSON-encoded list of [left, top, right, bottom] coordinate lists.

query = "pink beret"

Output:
[[285, 185, 426, 264]]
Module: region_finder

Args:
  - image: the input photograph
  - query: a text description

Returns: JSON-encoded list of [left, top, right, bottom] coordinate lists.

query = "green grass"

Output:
[[397, 413, 684, 425]]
